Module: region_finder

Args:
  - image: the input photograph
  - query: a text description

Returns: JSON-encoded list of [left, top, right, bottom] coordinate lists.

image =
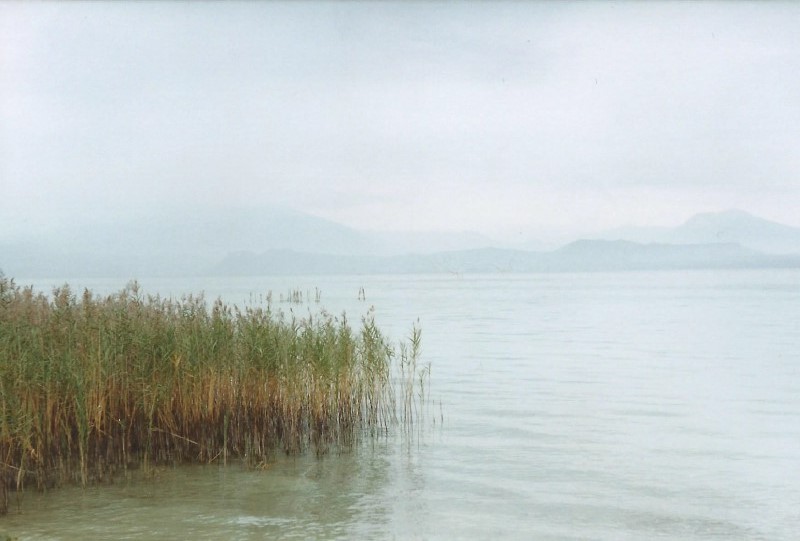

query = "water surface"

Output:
[[4, 270, 799, 539]]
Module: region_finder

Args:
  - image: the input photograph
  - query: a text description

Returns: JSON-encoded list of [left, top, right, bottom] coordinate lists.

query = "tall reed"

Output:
[[0, 275, 421, 514], [398, 322, 429, 430]]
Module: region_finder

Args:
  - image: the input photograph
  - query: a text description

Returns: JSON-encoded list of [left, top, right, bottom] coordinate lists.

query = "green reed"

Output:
[[0, 275, 423, 514]]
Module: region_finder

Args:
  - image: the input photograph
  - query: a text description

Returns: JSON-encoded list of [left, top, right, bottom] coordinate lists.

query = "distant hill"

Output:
[[547, 239, 775, 271], [600, 210, 800, 254], [4, 208, 800, 278], [0, 206, 494, 278], [366, 230, 495, 255], [212, 241, 800, 275]]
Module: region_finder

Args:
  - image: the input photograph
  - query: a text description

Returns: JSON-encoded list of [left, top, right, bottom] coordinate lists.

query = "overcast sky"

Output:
[[2, 1, 799, 241]]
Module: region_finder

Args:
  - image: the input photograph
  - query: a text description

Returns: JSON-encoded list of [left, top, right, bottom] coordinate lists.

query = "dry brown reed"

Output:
[[0, 275, 418, 514]]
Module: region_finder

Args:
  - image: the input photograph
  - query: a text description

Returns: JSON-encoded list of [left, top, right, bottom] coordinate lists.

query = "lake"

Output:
[[3, 270, 799, 540]]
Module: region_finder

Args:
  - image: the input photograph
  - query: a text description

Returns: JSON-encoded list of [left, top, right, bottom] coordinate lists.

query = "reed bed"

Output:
[[0, 275, 422, 514]]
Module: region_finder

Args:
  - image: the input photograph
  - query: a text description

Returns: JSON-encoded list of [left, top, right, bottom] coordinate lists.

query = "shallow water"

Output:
[[4, 270, 800, 539]]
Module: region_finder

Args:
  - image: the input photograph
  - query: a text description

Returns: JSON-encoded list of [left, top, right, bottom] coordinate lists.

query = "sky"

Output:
[[2, 1, 799, 242]]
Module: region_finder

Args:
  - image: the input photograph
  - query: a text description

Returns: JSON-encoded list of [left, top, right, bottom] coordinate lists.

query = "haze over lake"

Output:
[[3, 208, 800, 278], [2, 1, 799, 539], [2, 2, 800, 243]]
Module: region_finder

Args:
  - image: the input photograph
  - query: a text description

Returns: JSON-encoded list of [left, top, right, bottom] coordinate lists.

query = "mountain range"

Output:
[[597, 209, 800, 254], [2, 208, 799, 278]]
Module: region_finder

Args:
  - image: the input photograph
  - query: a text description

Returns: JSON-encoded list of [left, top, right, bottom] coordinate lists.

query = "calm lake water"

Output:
[[3, 270, 800, 540]]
